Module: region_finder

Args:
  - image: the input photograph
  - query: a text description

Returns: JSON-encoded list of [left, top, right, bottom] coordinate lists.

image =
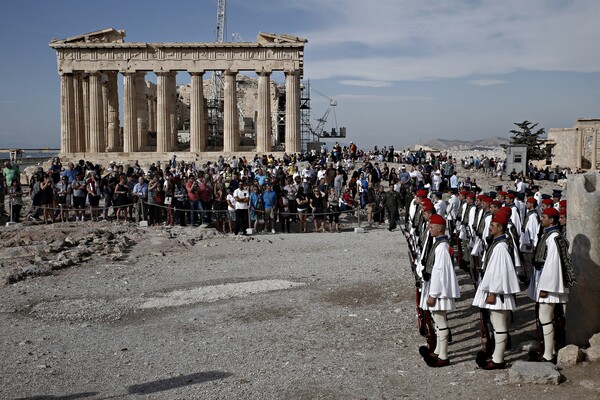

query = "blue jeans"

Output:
[[188, 200, 204, 225]]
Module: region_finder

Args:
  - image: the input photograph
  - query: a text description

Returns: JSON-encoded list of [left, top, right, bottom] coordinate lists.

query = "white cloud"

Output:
[[338, 80, 392, 88], [469, 79, 508, 87], [278, 0, 600, 82], [335, 94, 434, 102]]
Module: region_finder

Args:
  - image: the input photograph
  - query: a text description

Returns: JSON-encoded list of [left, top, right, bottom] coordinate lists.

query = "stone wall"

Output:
[[548, 119, 600, 170], [566, 172, 600, 346]]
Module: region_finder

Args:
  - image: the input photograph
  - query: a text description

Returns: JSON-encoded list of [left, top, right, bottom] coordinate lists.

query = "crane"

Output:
[[310, 88, 339, 139]]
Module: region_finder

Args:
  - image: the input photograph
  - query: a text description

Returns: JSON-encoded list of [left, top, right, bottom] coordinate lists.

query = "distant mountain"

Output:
[[423, 137, 509, 149]]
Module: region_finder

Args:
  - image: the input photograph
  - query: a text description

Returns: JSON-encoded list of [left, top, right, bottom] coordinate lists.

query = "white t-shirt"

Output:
[[233, 188, 249, 210], [226, 193, 236, 211]]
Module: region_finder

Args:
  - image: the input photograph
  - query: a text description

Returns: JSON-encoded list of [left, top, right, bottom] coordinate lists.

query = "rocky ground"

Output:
[[1, 165, 598, 400]]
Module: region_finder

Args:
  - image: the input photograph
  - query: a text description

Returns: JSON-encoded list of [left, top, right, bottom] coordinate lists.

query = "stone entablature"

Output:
[[50, 42, 305, 74], [50, 28, 306, 157]]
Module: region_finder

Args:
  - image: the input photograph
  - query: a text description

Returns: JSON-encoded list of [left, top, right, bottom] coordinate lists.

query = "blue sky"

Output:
[[1, 0, 599, 150]]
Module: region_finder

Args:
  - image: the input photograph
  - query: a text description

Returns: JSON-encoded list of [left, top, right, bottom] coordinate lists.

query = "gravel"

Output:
[[1, 166, 597, 399]]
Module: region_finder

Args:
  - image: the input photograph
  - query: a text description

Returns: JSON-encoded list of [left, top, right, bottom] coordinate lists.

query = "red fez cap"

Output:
[[559, 208, 567, 216], [416, 190, 428, 198], [491, 212, 509, 225], [559, 200, 567, 207], [459, 190, 468, 196], [422, 202, 435, 212], [490, 200, 502, 207], [429, 214, 446, 225], [477, 194, 486, 200], [482, 196, 492, 203], [507, 193, 515, 199], [542, 198, 554, 205], [466, 193, 475, 199], [543, 208, 560, 217], [498, 206, 512, 216], [526, 197, 537, 204], [498, 191, 508, 196]]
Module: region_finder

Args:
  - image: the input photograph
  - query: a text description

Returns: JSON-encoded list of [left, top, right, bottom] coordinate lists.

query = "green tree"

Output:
[[509, 120, 547, 161]]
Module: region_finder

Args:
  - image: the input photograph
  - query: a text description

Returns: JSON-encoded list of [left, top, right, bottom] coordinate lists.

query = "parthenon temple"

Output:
[[49, 28, 307, 160]]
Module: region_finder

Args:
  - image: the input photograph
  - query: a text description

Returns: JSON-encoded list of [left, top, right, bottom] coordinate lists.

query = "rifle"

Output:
[[401, 227, 436, 351]]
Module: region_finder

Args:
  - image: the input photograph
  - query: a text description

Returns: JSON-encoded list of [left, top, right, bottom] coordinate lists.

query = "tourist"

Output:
[[233, 181, 250, 235], [310, 186, 327, 233], [262, 182, 277, 234], [7, 179, 23, 223], [87, 172, 102, 221], [55, 176, 72, 223], [296, 186, 309, 233], [113, 175, 130, 224]]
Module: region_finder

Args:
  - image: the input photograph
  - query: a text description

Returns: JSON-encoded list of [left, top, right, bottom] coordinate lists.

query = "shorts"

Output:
[[73, 196, 86, 209], [264, 208, 275, 219], [227, 210, 236, 221]]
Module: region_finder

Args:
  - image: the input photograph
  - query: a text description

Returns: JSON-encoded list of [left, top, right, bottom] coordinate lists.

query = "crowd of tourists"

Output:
[[1, 143, 575, 237], [406, 176, 573, 370]]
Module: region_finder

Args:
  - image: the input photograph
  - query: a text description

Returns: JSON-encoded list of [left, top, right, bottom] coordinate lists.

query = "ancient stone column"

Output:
[[59, 72, 76, 154], [285, 69, 301, 153], [168, 72, 178, 151], [256, 70, 272, 153], [189, 72, 206, 153], [105, 71, 121, 151], [122, 72, 138, 153], [73, 73, 86, 153], [87, 72, 105, 153], [155, 72, 171, 153], [135, 72, 148, 151], [566, 172, 600, 346], [576, 129, 583, 170], [592, 131, 598, 170], [223, 70, 239, 152], [102, 74, 109, 150], [82, 75, 90, 152], [146, 81, 156, 133]]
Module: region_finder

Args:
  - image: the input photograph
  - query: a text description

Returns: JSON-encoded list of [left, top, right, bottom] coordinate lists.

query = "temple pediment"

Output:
[[51, 28, 126, 44], [257, 32, 308, 44]]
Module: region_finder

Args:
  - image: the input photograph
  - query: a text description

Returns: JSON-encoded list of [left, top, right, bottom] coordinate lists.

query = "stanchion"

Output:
[[354, 205, 365, 234], [6, 198, 16, 226]]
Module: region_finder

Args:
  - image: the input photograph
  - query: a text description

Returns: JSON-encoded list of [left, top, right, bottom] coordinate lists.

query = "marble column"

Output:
[[168, 72, 178, 151], [59, 72, 76, 154], [147, 82, 156, 133], [592, 131, 598, 170], [87, 71, 105, 153], [135, 72, 148, 151], [223, 70, 239, 152], [73, 73, 86, 153], [189, 72, 206, 153], [101, 74, 109, 149], [155, 72, 171, 153], [576, 129, 583, 170], [256, 70, 272, 153], [105, 71, 121, 151], [285, 69, 301, 153], [82, 75, 90, 152], [123, 72, 138, 153], [566, 173, 600, 346]]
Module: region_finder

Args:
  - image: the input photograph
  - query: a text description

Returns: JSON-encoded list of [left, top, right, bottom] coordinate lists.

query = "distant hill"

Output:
[[422, 137, 509, 149]]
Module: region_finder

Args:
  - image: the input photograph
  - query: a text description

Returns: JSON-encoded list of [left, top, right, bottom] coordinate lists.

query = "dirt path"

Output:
[[1, 219, 598, 399]]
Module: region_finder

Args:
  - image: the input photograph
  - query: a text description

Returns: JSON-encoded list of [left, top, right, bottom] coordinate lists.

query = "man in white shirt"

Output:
[[233, 181, 250, 235]]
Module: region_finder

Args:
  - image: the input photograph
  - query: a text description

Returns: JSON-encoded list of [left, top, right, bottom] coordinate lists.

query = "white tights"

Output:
[[490, 310, 510, 364], [432, 311, 449, 360], [538, 303, 555, 360]]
